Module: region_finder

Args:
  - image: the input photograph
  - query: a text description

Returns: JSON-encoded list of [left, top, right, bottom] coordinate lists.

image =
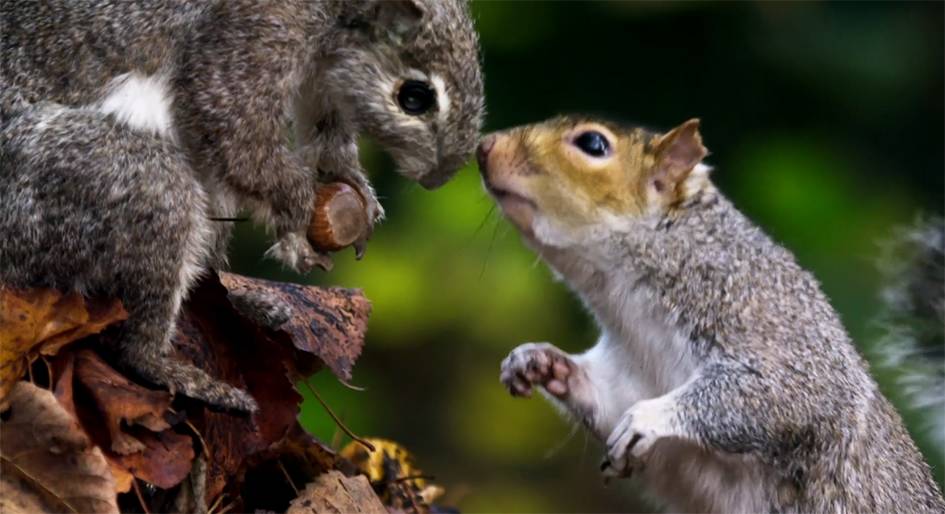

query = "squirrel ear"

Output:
[[652, 119, 708, 189], [373, 0, 425, 45]]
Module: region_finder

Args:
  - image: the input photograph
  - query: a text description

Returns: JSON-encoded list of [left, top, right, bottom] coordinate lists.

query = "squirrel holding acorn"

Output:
[[479, 116, 945, 512], [0, 0, 484, 411]]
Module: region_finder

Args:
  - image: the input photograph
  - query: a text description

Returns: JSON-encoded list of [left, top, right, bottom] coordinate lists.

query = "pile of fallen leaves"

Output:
[[0, 271, 451, 514]]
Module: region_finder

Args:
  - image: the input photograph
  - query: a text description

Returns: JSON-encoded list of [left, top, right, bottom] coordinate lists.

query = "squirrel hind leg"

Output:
[[108, 151, 255, 410], [127, 351, 259, 413], [227, 289, 293, 330], [114, 266, 259, 413], [0, 105, 255, 411], [115, 287, 258, 413]]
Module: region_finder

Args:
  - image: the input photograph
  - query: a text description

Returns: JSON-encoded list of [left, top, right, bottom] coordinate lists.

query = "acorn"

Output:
[[307, 182, 370, 255]]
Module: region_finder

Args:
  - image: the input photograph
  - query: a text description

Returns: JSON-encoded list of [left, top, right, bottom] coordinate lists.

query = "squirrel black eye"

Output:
[[397, 80, 435, 115], [574, 131, 610, 157]]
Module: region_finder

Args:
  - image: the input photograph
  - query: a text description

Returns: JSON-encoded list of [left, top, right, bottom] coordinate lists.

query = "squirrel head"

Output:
[[326, 0, 484, 189], [477, 116, 712, 248]]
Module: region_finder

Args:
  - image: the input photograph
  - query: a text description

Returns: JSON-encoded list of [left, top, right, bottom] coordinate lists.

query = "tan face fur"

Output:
[[477, 116, 710, 246]]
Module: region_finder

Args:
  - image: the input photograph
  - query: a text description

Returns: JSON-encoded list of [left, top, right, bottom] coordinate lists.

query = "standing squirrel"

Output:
[[0, 0, 483, 411], [477, 116, 945, 512]]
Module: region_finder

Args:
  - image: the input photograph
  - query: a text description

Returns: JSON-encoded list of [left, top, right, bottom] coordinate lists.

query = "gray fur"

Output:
[[615, 197, 944, 512], [228, 289, 293, 331], [1, 0, 483, 410], [489, 120, 945, 511], [515, 196, 944, 512]]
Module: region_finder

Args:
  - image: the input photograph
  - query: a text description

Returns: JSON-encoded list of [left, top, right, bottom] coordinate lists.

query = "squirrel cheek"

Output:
[[499, 196, 536, 233]]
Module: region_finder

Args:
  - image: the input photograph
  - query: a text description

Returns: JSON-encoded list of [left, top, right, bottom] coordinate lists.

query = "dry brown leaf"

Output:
[[1, 473, 60, 514], [219, 272, 371, 381], [1, 271, 373, 512], [52, 352, 77, 418], [75, 350, 194, 489], [73, 349, 172, 454], [107, 427, 195, 489], [49, 350, 190, 491], [286, 471, 388, 514], [50, 353, 132, 493], [0, 287, 126, 408], [106, 460, 135, 495], [173, 274, 304, 501], [0, 381, 119, 513], [173, 272, 370, 503]]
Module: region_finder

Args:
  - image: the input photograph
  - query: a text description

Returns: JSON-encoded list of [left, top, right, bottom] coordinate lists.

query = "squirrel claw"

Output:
[[266, 233, 332, 274], [600, 457, 633, 481], [353, 239, 367, 260]]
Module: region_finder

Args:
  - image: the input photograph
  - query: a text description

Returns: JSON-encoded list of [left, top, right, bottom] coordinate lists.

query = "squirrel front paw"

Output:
[[334, 165, 384, 225], [358, 181, 385, 227], [603, 397, 678, 478], [500, 342, 577, 398], [266, 232, 333, 273], [342, 178, 383, 260]]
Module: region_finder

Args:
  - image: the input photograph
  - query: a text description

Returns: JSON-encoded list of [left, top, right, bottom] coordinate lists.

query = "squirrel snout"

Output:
[[477, 135, 497, 174]]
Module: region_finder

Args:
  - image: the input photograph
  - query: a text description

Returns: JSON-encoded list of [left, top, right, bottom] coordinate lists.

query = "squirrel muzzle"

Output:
[[477, 132, 538, 233]]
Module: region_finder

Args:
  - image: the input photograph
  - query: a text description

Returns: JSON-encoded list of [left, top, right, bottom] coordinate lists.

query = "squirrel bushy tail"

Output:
[[876, 217, 944, 450]]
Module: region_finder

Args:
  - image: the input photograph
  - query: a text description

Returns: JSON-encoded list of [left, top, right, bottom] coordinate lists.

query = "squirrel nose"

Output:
[[477, 135, 496, 173]]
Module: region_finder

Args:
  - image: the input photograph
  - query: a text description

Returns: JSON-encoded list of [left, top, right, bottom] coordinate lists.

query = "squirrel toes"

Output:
[[0, 0, 483, 411], [479, 117, 945, 513]]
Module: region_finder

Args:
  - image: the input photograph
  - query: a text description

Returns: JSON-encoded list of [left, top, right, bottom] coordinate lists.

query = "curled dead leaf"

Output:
[[1, 271, 374, 512], [172, 274, 303, 502], [50, 353, 133, 493], [172, 272, 371, 504], [0, 382, 119, 513], [106, 427, 195, 489], [73, 349, 172, 455], [219, 272, 371, 381], [0, 287, 126, 408], [107, 460, 135, 495], [50, 350, 192, 491]]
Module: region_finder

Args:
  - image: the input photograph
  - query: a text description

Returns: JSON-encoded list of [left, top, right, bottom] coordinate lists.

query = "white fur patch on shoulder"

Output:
[[97, 72, 175, 140]]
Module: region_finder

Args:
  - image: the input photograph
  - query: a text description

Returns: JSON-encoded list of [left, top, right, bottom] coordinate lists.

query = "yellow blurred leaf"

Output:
[[341, 438, 444, 511]]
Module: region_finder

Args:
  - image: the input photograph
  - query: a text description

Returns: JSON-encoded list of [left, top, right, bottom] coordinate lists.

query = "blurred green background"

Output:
[[230, 2, 944, 512]]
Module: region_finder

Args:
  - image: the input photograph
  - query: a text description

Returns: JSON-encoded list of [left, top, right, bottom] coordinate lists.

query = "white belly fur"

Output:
[[580, 285, 771, 512]]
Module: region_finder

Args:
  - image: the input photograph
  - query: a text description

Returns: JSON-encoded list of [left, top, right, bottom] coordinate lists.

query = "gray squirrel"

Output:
[[478, 117, 945, 512], [0, 0, 484, 411]]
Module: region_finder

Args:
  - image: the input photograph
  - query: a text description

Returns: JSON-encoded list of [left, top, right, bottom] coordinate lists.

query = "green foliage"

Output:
[[230, 2, 944, 511]]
